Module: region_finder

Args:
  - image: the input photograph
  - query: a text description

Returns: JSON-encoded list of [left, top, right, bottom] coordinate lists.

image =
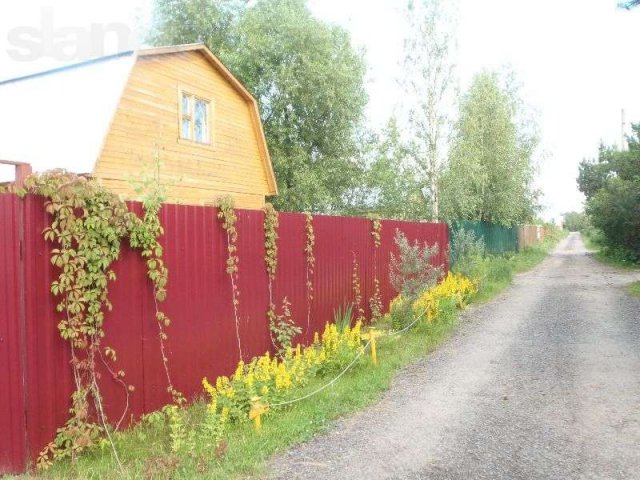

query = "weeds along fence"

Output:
[[450, 220, 519, 257], [0, 193, 448, 474]]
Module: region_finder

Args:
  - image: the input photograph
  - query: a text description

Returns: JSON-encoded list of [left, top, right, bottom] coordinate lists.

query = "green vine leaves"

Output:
[[371, 219, 382, 248], [351, 253, 365, 324], [264, 203, 279, 283], [264, 203, 279, 349], [304, 213, 315, 332], [24, 170, 179, 469], [128, 191, 184, 407], [369, 219, 383, 323], [270, 297, 301, 357], [264, 204, 302, 356], [217, 196, 243, 360]]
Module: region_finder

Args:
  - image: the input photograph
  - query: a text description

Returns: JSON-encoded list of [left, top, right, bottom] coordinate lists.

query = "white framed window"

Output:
[[179, 90, 211, 145]]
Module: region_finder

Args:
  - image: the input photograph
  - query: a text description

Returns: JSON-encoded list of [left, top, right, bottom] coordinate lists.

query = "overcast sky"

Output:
[[1, 0, 638, 220]]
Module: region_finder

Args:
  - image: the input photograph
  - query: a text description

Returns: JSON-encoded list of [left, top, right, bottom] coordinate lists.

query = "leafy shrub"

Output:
[[586, 221, 639, 264], [269, 297, 302, 357], [390, 229, 442, 300], [450, 227, 487, 287], [578, 126, 640, 262], [389, 229, 443, 330], [387, 295, 408, 331], [600, 244, 640, 265]]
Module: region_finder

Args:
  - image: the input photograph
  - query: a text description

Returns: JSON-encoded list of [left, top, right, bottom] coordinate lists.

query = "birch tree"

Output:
[[440, 71, 538, 225], [400, 0, 457, 221]]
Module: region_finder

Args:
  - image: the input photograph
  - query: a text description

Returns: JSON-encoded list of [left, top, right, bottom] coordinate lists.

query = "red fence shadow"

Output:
[[0, 194, 448, 473]]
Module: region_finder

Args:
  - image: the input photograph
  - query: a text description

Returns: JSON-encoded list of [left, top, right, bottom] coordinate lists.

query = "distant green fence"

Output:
[[449, 220, 518, 258]]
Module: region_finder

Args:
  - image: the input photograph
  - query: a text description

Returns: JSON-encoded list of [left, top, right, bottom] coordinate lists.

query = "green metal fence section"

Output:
[[450, 220, 518, 257]]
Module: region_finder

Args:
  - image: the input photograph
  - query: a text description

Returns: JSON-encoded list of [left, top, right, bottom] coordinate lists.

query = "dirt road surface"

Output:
[[268, 233, 640, 479]]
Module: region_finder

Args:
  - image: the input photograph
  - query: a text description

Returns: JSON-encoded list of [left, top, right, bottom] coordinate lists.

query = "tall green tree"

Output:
[[562, 211, 590, 232], [577, 125, 640, 261], [440, 71, 538, 225], [344, 118, 427, 220], [400, 0, 457, 221], [149, 0, 368, 212], [148, 0, 246, 56]]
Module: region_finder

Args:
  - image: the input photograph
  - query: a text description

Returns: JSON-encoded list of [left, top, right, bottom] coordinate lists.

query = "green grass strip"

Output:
[[34, 235, 562, 480], [627, 281, 640, 298]]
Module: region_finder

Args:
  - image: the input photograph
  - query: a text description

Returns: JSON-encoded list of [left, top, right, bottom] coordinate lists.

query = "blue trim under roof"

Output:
[[0, 50, 135, 86]]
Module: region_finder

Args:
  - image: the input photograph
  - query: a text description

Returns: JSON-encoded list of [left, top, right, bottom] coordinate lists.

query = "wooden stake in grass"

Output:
[[250, 397, 268, 432], [362, 329, 382, 366]]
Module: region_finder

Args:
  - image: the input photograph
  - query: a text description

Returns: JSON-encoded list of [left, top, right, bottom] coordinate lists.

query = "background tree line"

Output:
[[577, 125, 640, 263], [150, 0, 539, 224]]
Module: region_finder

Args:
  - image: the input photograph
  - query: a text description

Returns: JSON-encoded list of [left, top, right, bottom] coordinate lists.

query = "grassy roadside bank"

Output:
[[29, 235, 562, 480], [579, 230, 639, 299], [582, 230, 640, 271], [472, 231, 566, 303], [626, 282, 640, 298], [29, 311, 460, 480]]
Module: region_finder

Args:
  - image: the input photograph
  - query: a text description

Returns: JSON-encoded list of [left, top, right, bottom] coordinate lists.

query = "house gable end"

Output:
[[94, 47, 277, 208]]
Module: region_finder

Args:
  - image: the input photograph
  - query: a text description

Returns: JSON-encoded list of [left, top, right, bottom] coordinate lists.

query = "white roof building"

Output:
[[0, 51, 136, 182]]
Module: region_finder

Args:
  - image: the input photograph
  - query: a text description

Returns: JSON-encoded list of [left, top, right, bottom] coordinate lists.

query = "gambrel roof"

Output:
[[0, 44, 277, 194]]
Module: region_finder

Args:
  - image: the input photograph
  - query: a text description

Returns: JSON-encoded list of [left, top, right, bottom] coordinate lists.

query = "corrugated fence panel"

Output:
[[1, 194, 449, 472], [0, 194, 26, 474], [450, 220, 518, 258], [273, 212, 308, 343], [21, 196, 75, 467], [518, 225, 544, 250]]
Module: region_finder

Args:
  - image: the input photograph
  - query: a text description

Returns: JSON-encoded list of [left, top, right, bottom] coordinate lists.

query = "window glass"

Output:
[[181, 118, 191, 140], [194, 99, 208, 143], [182, 93, 191, 115]]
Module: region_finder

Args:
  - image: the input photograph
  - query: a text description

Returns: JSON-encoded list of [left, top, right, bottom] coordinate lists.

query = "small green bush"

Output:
[[388, 297, 411, 331], [450, 227, 487, 287], [389, 229, 442, 301]]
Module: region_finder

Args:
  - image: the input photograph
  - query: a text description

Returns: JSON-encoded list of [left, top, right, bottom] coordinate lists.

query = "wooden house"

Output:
[[0, 44, 277, 208]]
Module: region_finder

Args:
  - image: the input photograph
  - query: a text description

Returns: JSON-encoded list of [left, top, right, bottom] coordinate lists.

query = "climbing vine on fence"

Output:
[[129, 183, 184, 408], [264, 203, 279, 347], [369, 219, 383, 323], [217, 196, 243, 360], [352, 253, 365, 324], [264, 204, 301, 355], [304, 213, 315, 331], [23, 170, 180, 470]]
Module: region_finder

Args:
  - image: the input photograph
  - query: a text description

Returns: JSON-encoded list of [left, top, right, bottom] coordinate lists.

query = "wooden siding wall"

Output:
[[94, 51, 270, 208]]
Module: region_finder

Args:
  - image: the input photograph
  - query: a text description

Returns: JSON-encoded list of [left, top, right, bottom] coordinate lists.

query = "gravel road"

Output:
[[267, 233, 640, 480]]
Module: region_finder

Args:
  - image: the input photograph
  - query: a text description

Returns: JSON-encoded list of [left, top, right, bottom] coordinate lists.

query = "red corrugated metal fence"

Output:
[[0, 194, 448, 474], [0, 195, 27, 473]]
